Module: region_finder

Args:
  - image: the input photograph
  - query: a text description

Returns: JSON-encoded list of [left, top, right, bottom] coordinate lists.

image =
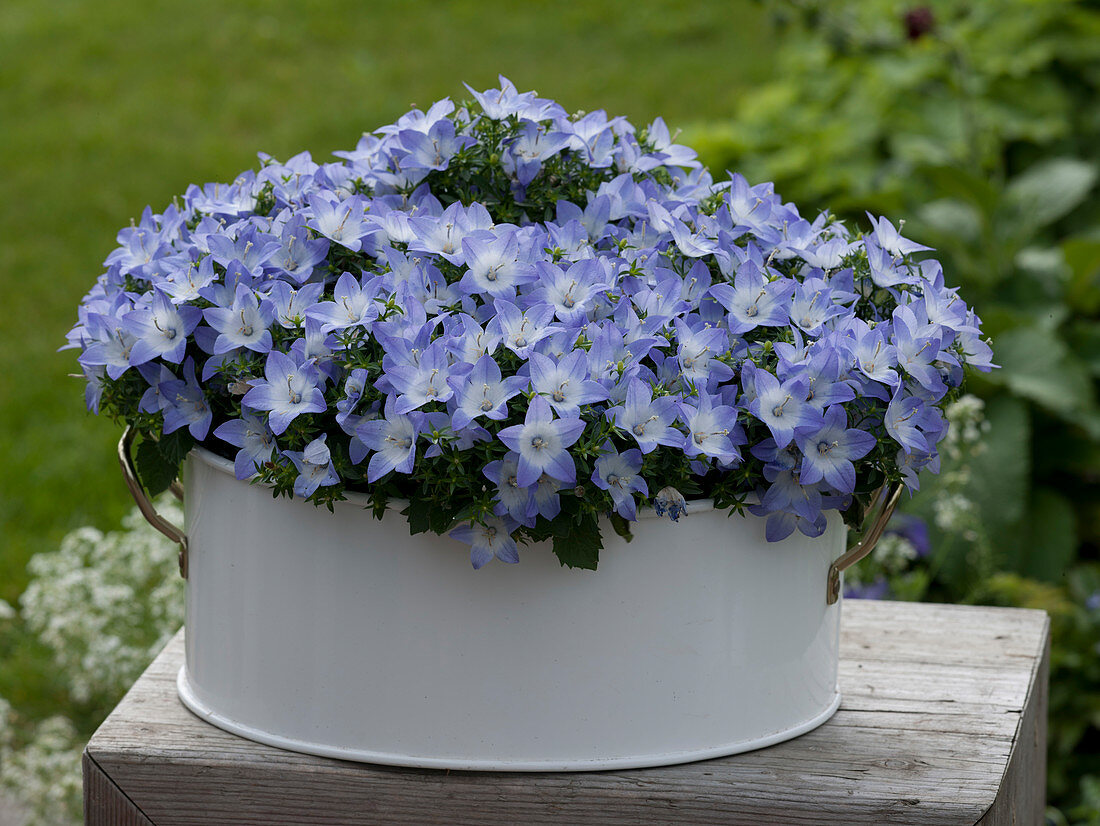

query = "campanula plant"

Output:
[[67, 77, 993, 570]]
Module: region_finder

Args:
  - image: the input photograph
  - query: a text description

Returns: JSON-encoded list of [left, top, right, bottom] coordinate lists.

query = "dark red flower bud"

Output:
[[903, 7, 935, 41]]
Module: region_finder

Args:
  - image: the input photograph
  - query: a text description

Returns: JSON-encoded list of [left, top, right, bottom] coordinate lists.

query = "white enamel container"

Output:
[[178, 448, 845, 771]]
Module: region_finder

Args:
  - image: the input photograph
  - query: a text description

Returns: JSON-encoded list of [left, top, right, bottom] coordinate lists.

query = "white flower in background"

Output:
[[19, 495, 185, 704], [943, 394, 988, 461], [0, 714, 82, 826], [1, 495, 185, 825]]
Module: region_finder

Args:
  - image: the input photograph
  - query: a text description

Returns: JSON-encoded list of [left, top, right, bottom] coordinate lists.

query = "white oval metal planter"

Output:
[[169, 447, 846, 771]]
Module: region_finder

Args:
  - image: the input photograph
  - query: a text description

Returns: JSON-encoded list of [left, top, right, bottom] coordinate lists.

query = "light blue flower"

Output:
[[592, 445, 648, 520], [241, 350, 326, 435], [286, 435, 339, 498], [160, 358, 212, 440], [214, 409, 277, 480], [306, 193, 367, 252], [355, 397, 423, 482], [449, 353, 527, 430], [202, 282, 275, 355], [449, 515, 521, 569], [123, 288, 201, 365], [745, 364, 822, 448], [528, 350, 608, 416], [605, 379, 683, 453], [497, 396, 585, 487], [796, 406, 875, 495]]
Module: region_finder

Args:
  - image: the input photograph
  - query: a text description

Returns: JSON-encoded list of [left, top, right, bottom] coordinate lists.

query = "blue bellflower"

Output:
[[606, 379, 684, 453], [497, 396, 586, 487], [796, 406, 876, 494], [214, 410, 277, 480], [356, 397, 423, 482], [592, 444, 648, 520], [241, 350, 327, 435], [745, 365, 822, 448], [449, 515, 521, 569], [286, 435, 340, 498]]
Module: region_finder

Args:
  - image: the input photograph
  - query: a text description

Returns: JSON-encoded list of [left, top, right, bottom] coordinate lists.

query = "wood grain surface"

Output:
[[84, 600, 1049, 825]]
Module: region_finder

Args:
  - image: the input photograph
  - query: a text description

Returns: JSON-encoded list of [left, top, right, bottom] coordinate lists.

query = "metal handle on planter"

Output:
[[118, 426, 189, 579], [826, 485, 903, 606]]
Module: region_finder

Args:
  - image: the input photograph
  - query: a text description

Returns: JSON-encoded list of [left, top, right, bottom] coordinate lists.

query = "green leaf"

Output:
[[987, 324, 1100, 436], [915, 199, 983, 244], [919, 164, 1001, 216], [1063, 238, 1100, 316], [1003, 158, 1098, 234], [403, 498, 432, 535], [1020, 488, 1077, 584], [552, 514, 602, 570], [134, 438, 178, 497], [157, 428, 195, 467], [608, 512, 634, 543], [968, 395, 1031, 529], [1067, 320, 1100, 378], [427, 501, 459, 535]]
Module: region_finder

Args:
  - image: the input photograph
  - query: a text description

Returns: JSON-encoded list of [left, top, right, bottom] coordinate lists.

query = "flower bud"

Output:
[[653, 486, 687, 522]]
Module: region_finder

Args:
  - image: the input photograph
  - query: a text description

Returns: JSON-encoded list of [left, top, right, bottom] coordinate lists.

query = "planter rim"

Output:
[[188, 443, 720, 520]]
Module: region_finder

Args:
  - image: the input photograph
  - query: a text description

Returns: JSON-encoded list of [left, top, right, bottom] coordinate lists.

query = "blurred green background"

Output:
[[2, 0, 1100, 822]]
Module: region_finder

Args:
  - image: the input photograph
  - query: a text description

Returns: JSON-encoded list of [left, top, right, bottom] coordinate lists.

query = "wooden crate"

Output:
[[84, 600, 1049, 825]]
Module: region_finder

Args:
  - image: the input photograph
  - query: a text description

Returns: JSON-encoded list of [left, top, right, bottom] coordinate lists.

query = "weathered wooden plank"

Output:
[[839, 600, 1049, 663], [976, 616, 1050, 825], [83, 751, 157, 826], [85, 601, 1050, 825]]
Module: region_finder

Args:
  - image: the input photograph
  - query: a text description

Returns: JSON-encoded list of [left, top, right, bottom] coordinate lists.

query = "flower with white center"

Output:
[[241, 350, 326, 435], [356, 398, 423, 482], [385, 340, 462, 413], [674, 318, 734, 387], [123, 288, 202, 365], [490, 299, 556, 357], [679, 392, 745, 464], [306, 193, 367, 251], [305, 271, 382, 332], [78, 304, 139, 380], [160, 358, 212, 440], [449, 515, 521, 569], [484, 453, 537, 526], [796, 406, 875, 495], [214, 409, 277, 480], [606, 379, 684, 453], [159, 256, 218, 303], [267, 281, 324, 329], [528, 258, 609, 325], [710, 261, 795, 335], [202, 282, 275, 355], [458, 229, 537, 299], [497, 396, 586, 487], [450, 353, 528, 430], [528, 350, 608, 416], [745, 364, 822, 448], [592, 445, 648, 520], [286, 435, 340, 498]]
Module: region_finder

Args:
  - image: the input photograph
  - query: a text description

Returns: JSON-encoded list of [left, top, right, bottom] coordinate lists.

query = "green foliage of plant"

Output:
[[693, 2, 1100, 817]]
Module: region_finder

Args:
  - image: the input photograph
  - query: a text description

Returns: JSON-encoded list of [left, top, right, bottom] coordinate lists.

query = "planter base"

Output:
[[181, 449, 845, 772], [177, 666, 841, 770]]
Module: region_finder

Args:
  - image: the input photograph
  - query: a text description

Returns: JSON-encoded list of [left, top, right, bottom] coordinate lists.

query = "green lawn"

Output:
[[0, 1, 767, 601]]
